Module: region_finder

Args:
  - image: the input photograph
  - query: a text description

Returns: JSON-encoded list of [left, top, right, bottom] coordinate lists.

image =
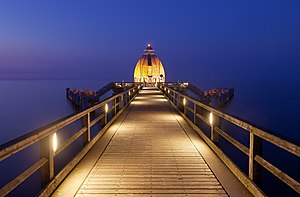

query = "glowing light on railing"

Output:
[[168, 90, 170, 94], [53, 132, 57, 152], [133, 89, 135, 92], [129, 91, 131, 96], [105, 104, 108, 113], [183, 98, 186, 105], [209, 112, 213, 125], [164, 87, 166, 91]]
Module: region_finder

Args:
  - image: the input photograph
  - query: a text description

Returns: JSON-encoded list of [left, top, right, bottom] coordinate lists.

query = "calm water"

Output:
[[193, 79, 300, 196], [0, 80, 108, 144], [0, 79, 299, 196], [193, 79, 300, 144]]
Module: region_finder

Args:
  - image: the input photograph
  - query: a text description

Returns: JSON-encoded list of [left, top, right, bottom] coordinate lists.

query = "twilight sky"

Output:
[[0, 0, 299, 81]]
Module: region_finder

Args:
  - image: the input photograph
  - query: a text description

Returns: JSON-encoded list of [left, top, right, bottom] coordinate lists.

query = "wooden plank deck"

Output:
[[53, 87, 251, 197], [77, 88, 226, 196]]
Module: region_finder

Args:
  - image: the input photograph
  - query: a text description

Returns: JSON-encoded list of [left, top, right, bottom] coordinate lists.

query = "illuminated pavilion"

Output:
[[133, 44, 165, 84]]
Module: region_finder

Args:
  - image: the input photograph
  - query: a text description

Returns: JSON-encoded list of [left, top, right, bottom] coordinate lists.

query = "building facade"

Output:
[[133, 44, 165, 84]]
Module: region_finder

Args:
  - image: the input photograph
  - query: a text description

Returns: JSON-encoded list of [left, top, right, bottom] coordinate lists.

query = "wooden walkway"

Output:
[[53, 87, 251, 197]]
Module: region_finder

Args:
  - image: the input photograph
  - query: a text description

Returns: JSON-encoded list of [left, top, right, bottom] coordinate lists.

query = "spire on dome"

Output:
[[144, 43, 154, 53]]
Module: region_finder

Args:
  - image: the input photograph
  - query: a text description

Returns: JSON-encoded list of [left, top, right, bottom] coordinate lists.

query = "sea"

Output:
[[0, 79, 299, 196]]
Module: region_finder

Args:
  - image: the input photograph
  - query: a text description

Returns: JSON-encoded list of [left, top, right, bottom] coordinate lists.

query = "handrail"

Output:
[[159, 83, 300, 196], [0, 85, 141, 196]]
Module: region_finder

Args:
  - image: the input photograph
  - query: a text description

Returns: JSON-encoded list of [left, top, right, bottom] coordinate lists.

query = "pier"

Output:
[[66, 82, 139, 109], [52, 87, 244, 196], [1, 0, 299, 194], [0, 84, 299, 196], [0, 41, 299, 197], [162, 82, 234, 106]]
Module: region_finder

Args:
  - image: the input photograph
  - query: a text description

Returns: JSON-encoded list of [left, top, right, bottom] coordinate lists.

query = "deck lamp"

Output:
[[183, 98, 186, 106], [105, 104, 108, 113], [209, 112, 213, 125], [53, 132, 57, 152]]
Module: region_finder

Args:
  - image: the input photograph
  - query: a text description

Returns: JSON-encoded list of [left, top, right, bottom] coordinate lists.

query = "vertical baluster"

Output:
[[105, 104, 108, 124], [173, 92, 175, 104], [120, 95, 123, 109], [82, 112, 91, 144], [193, 103, 199, 125], [178, 95, 183, 112], [40, 132, 55, 188], [249, 131, 262, 185], [128, 90, 131, 101], [183, 97, 187, 115], [123, 92, 127, 106], [113, 98, 117, 116], [210, 112, 219, 143]]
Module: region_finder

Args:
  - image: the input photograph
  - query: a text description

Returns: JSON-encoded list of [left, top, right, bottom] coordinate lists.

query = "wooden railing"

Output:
[[159, 84, 300, 196], [0, 85, 141, 196]]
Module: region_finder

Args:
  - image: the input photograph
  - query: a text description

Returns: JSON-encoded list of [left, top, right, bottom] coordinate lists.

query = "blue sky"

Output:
[[0, 0, 299, 81]]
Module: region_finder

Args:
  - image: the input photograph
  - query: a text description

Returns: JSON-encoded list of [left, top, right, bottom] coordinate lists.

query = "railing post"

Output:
[[120, 95, 123, 109], [173, 92, 176, 104], [40, 132, 55, 188], [249, 131, 262, 185], [210, 112, 219, 144], [183, 97, 187, 115], [102, 104, 108, 125], [113, 98, 117, 116], [178, 95, 183, 113], [193, 103, 199, 125], [123, 93, 127, 106], [82, 112, 91, 144], [127, 92, 129, 102]]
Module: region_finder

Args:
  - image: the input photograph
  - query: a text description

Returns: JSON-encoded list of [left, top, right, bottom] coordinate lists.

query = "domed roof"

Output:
[[133, 44, 166, 83]]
